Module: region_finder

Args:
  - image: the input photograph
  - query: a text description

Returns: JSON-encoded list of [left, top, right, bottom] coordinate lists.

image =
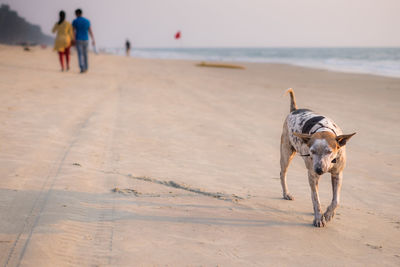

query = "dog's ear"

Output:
[[293, 132, 312, 143], [336, 132, 356, 147]]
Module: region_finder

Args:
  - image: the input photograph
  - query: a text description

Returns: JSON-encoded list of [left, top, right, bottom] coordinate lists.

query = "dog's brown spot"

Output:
[[294, 131, 339, 151], [310, 132, 338, 150]]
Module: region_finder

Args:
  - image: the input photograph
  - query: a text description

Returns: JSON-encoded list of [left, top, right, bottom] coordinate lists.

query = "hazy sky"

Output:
[[1, 0, 399, 48]]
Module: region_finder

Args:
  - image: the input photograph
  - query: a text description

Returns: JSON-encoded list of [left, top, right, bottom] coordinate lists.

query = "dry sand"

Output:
[[0, 44, 399, 266]]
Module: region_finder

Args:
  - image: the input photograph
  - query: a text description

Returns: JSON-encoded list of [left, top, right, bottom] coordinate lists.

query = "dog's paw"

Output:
[[313, 215, 326, 227], [283, 193, 294, 200], [324, 210, 335, 222]]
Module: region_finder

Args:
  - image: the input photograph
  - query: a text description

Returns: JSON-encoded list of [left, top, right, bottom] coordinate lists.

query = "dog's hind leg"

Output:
[[280, 128, 296, 200], [324, 172, 343, 222]]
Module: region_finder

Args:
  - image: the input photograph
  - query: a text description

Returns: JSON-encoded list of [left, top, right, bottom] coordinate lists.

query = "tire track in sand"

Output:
[[4, 110, 96, 267], [44, 86, 122, 266], [4, 87, 121, 267]]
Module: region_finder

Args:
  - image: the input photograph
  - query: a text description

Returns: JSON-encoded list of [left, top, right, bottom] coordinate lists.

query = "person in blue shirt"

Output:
[[72, 9, 95, 73]]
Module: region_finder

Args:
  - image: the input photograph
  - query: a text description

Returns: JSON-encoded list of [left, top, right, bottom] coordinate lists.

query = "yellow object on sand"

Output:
[[197, 61, 245, 69], [52, 21, 74, 52]]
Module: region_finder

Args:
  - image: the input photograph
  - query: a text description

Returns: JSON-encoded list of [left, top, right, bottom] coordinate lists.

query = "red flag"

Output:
[[175, 31, 181, 39]]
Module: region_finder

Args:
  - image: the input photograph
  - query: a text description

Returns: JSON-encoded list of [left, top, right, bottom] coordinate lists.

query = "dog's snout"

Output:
[[315, 167, 323, 175]]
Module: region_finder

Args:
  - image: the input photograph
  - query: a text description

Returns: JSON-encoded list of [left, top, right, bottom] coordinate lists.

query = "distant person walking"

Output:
[[72, 9, 95, 73], [52, 11, 74, 71], [125, 39, 131, 56]]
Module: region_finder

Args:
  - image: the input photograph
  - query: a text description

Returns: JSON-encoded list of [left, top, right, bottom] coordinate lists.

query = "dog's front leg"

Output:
[[324, 172, 342, 222], [308, 171, 325, 227]]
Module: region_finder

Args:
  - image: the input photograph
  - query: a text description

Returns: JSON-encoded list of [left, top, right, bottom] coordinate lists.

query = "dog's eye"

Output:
[[310, 150, 315, 154]]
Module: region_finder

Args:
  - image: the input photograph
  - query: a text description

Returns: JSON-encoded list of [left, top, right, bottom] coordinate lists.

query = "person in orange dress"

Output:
[[52, 11, 74, 71]]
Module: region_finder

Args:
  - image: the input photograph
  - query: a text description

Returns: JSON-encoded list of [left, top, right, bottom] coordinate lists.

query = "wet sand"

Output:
[[0, 44, 399, 266]]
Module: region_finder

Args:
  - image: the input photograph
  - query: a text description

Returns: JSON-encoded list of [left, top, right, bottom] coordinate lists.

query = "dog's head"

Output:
[[294, 131, 356, 175]]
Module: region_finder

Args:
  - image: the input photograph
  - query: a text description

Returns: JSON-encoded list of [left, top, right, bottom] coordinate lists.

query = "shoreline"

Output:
[[2, 44, 400, 79], [107, 46, 400, 79]]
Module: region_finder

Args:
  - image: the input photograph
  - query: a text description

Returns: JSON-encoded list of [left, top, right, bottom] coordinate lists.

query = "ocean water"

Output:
[[105, 47, 400, 78]]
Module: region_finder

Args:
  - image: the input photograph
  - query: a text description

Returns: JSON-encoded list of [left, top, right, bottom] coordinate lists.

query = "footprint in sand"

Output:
[[111, 188, 163, 198], [111, 187, 141, 196], [366, 243, 383, 250]]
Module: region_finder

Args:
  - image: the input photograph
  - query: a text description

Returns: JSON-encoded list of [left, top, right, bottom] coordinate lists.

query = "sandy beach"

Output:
[[0, 44, 399, 266]]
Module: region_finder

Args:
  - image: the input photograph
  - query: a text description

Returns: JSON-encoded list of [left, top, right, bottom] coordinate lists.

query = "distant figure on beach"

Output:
[[52, 11, 74, 71], [72, 9, 95, 73], [125, 39, 131, 56]]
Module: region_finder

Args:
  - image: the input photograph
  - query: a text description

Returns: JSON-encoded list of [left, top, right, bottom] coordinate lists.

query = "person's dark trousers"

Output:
[[76, 40, 89, 72]]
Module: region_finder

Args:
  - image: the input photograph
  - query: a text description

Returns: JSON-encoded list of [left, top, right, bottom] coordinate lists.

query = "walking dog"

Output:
[[280, 89, 355, 227]]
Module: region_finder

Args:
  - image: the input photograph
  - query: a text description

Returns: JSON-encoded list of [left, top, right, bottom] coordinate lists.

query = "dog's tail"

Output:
[[285, 88, 298, 112]]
